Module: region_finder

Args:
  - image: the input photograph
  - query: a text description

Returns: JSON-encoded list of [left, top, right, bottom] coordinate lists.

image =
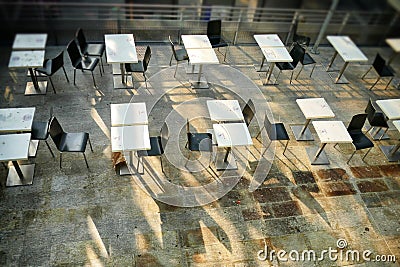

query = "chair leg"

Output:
[[385, 77, 394, 90], [62, 66, 70, 83], [370, 77, 380, 90], [174, 62, 179, 77], [100, 57, 105, 74], [362, 67, 372, 79], [160, 156, 164, 174], [169, 54, 173, 66], [275, 70, 282, 83], [282, 140, 289, 155], [73, 69, 76, 85], [59, 153, 62, 168], [223, 45, 228, 62], [309, 63, 316, 78], [88, 137, 94, 152], [289, 70, 294, 84], [347, 150, 357, 164], [362, 147, 373, 161], [83, 152, 89, 169], [49, 77, 56, 94], [295, 65, 304, 80], [45, 140, 55, 158], [91, 71, 97, 87]]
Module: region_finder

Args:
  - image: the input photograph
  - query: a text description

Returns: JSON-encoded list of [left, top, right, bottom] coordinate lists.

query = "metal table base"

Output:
[[291, 125, 314, 141], [380, 144, 400, 162], [306, 145, 330, 165], [6, 163, 35, 187]]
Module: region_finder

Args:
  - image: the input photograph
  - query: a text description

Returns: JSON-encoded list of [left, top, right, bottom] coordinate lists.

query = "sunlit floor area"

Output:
[[0, 43, 399, 266]]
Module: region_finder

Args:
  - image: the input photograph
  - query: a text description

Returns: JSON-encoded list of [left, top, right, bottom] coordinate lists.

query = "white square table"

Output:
[[0, 107, 35, 133], [261, 47, 293, 85], [376, 99, 400, 120], [326, 36, 368, 84], [105, 34, 138, 89], [206, 100, 244, 123], [253, 34, 288, 73], [111, 125, 151, 174], [385, 38, 400, 64], [290, 98, 335, 141], [8, 50, 47, 95], [12, 33, 47, 50], [379, 120, 400, 162], [0, 133, 35, 186], [111, 103, 148, 127], [182, 35, 219, 89], [213, 123, 253, 170], [306, 121, 352, 165]]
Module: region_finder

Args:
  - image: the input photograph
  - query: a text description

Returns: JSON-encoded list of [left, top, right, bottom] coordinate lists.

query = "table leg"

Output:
[[313, 143, 327, 162], [223, 147, 232, 162], [290, 119, 314, 141], [335, 62, 349, 83], [190, 64, 208, 89], [259, 56, 266, 71], [300, 119, 311, 136], [28, 68, 40, 90], [326, 51, 338, 71], [390, 143, 400, 156], [264, 62, 276, 85], [12, 161, 24, 179], [24, 68, 48, 95], [306, 143, 330, 165], [197, 65, 203, 83], [120, 63, 125, 84], [215, 146, 237, 170]]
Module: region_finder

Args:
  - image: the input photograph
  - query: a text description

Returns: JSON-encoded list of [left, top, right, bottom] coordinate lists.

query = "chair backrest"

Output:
[[49, 117, 65, 150], [347, 113, 367, 133], [51, 51, 65, 74], [76, 28, 88, 53], [242, 99, 255, 126], [365, 99, 376, 123], [372, 53, 386, 74], [67, 40, 82, 69], [207, 19, 222, 37], [143, 46, 152, 72], [168, 36, 178, 60], [264, 113, 277, 140], [160, 122, 169, 151], [289, 44, 304, 67]]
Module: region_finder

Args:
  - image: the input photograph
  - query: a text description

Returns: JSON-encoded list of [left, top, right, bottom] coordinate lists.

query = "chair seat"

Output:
[[137, 136, 163, 157], [59, 132, 89, 152], [85, 43, 105, 57], [188, 133, 213, 151], [125, 61, 144, 73], [370, 112, 389, 128], [31, 121, 50, 140], [379, 65, 395, 77], [276, 62, 295, 71], [294, 34, 310, 47], [175, 48, 189, 61], [80, 57, 100, 71], [208, 36, 228, 48], [273, 123, 290, 141], [35, 59, 52, 75], [302, 53, 316, 65], [350, 132, 374, 150]]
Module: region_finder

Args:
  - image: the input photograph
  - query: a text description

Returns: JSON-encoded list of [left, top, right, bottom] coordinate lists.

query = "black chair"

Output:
[[31, 108, 54, 158], [292, 43, 316, 80], [242, 99, 255, 127], [136, 122, 169, 174], [76, 28, 106, 73], [125, 46, 151, 89], [49, 117, 93, 169], [292, 19, 311, 48], [67, 40, 101, 87], [275, 46, 303, 84], [34, 51, 69, 94], [185, 119, 216, 175], [342, 113, 374, 164], [169, 36, 189, 77], [365, 99, 389, 140], [207, 19, 229, 61], [257, 113, 290, 156], [362, 54, 395, 90]]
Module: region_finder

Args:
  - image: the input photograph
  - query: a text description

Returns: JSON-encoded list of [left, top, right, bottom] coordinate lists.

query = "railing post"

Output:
[[310, 0, 340, 55], [337, 12, 350, 35], [233, 9, 243, 45], [285, 11, 299, 46], [179, 9, 183, 45]]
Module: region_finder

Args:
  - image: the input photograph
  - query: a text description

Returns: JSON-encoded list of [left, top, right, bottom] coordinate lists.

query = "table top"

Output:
[[8, 50, 45, 69], [376, 99, 400, 120], [181, 35, 212, 49], [207, 100, 244, 122], [386, 38, 400, 53], [262, 47, 293, 63], [186, 48, 219, 65], [105, 34, 138, 64], [296, 98, 335, 120], [327, 35, 368, 62], [111, 103, 148, 126], [12, 33, 47, 50], [111, 125, 151, 152], [0, 133, 31, 162], [393, 120, 400, 132], [254, 34, 284, 47], [213, 123, 253, 147], [0, 107, 35, 133], [312, 121, 352, 143]]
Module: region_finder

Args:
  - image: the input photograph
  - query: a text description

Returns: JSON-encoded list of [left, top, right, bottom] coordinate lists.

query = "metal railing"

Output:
[[0, 2, 398, 46]]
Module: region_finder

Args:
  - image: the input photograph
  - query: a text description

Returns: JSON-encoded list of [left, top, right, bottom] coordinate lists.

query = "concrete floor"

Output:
[[0, 42, 399, 266]]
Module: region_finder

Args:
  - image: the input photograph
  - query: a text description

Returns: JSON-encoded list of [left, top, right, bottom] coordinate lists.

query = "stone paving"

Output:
[[0, 41, 399, 266]]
